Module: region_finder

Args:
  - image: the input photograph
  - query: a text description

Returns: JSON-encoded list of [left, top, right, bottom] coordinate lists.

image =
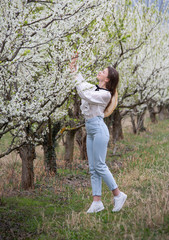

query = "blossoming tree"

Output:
[[75, 0, 169, 140], [0, 0, 168, 189], [0, 0, 110, 188]]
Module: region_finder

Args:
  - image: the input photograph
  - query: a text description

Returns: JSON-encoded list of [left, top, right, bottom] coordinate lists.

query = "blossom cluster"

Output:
[[0, 0, 169, 157]]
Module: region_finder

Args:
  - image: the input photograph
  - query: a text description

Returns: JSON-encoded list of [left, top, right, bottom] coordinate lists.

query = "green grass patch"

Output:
[[0, 119, 169, 239]]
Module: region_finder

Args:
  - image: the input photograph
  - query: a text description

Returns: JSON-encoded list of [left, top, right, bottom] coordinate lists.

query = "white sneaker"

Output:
[[87, 201, 104, 213], [112, 192, 127, 212]]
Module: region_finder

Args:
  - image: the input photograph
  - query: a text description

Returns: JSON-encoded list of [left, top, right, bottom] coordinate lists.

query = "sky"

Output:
[[134, 0, 169, 13]]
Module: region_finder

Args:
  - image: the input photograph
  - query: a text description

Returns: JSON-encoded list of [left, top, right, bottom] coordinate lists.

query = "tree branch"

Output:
[[55, 123, 85, 140], [27, 0, 55, 3], [0, 142, 26, 158]]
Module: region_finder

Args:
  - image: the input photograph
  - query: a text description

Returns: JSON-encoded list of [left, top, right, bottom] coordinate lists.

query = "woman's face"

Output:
[[97, 68, 109, 82]]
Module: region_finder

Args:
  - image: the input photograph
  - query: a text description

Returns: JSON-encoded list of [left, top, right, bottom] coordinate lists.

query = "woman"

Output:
[[70, 57, 127, 213]]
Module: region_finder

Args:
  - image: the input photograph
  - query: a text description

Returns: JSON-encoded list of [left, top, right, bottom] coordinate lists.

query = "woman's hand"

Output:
[[70, 52, 78, 72]]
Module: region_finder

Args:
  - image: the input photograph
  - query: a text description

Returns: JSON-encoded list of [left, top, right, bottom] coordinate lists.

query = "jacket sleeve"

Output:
[[75, 73, 111, 106]]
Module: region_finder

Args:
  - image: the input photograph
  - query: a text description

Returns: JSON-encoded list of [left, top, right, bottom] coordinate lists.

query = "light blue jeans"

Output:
[[85, 116, 118, 196]]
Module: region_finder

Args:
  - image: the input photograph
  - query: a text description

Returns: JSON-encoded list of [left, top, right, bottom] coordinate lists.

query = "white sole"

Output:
[[95, 206, 105, 213], [112, 195, 127, 212], [87, 206, 105, 213]]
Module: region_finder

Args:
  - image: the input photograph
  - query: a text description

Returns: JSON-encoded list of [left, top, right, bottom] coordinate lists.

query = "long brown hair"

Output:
[[106, 66, 119, 96]]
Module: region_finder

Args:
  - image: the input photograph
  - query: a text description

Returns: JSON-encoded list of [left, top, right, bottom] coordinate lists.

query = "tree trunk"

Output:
[[43, 120, 61, 174], [158, 105, 169, 120], [112, 109, 124, 143], [64, 129, 76, 168], [130, 112, 137, 134], [148, 103, 158, 123], [64, 94, 82, 166], [76, 127, 87, 160], [43, 144, 57, 174], [19, 144, 36, 190], [137, 110, 146, 132], [105, 114, 113, 133]]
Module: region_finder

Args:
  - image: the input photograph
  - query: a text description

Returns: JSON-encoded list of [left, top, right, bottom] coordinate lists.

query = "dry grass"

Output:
[[0, 118, 169, 239], [64, 119, 169, 239], [64, 165, 168, 239], [0, 152, 21, 194]]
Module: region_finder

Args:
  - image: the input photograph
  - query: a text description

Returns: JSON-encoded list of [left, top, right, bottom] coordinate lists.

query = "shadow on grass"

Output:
[[0, 198, 38, 240], [0, 192, 69, 240]]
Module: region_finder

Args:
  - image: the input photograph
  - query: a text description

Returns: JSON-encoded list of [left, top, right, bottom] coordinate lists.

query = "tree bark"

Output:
[[112, 109, 124, 143], [43, 144, 57, 174], [105, 114, 113, 133], [76, 127, 87, 160], [130, 112, 137, 134], [137, 109, 146, 132], [148, 103, 158, 123], [19, 144, 36, 190], [43, 120, 61, 174], [64, 129, 76, 168], [158, 105, 169, 120], [64, 94, 83, 166]]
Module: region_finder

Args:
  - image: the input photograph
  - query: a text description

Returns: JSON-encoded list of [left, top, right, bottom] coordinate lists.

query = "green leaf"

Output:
[[22, 50, 31, 56], [23, 20, 28, 25]]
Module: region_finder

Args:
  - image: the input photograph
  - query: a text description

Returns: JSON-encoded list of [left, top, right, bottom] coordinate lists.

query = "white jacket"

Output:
[[75, 72, 111, 119]]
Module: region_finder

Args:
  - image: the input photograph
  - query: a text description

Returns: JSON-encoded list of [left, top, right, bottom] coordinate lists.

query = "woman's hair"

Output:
[[106, 66, 119, 96]]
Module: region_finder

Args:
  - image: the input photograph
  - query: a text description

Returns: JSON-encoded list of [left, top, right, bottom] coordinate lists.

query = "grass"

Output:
[[0, 118, 169, 239]]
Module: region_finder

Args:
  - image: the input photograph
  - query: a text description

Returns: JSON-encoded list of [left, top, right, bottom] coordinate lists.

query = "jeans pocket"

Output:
[[101, 123, 109, 140]]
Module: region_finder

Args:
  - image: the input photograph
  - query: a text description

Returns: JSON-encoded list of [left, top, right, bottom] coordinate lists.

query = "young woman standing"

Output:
[[70, 57, 127, 213]]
